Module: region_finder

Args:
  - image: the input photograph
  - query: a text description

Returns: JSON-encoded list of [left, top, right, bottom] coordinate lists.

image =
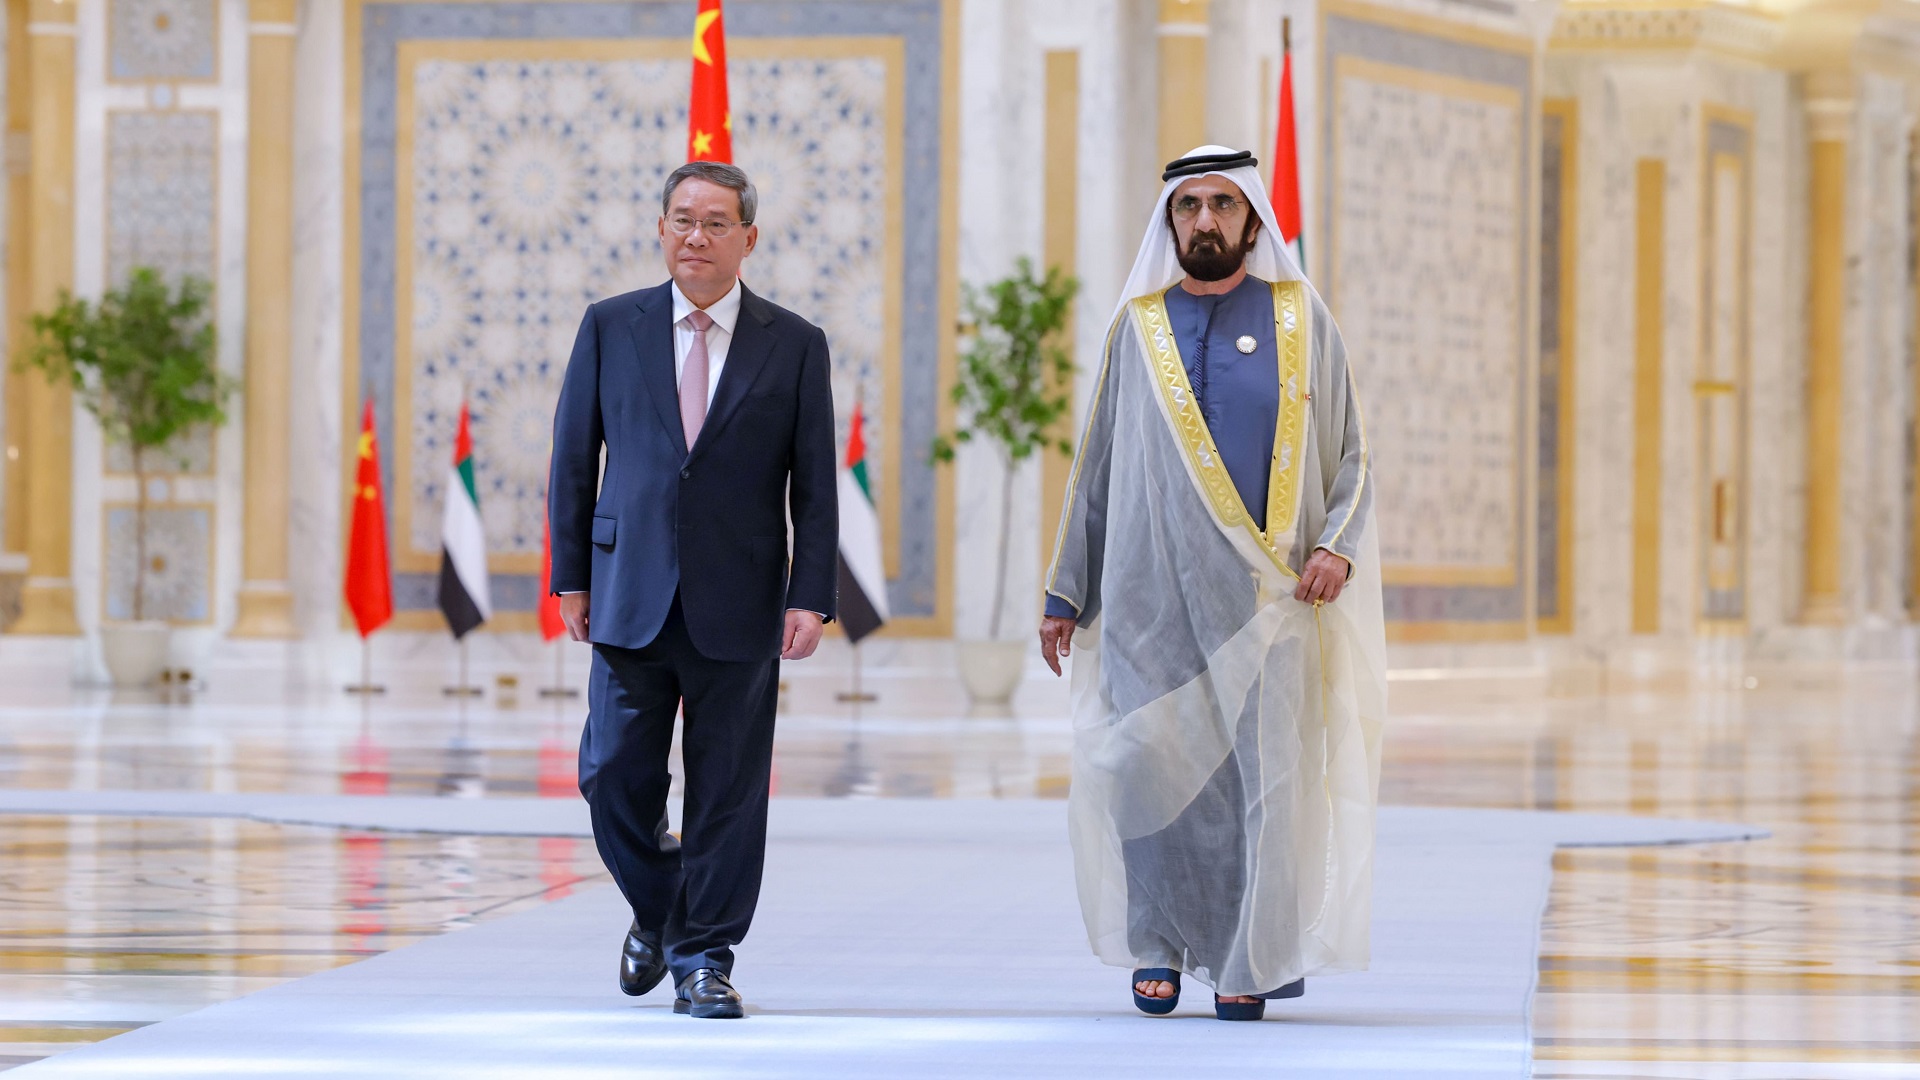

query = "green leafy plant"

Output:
[[20, 267, 233, 622], [932, 257, 1079, 639]]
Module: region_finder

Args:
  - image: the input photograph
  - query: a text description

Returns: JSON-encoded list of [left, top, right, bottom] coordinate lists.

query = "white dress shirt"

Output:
[[671, 278, 742, 405]]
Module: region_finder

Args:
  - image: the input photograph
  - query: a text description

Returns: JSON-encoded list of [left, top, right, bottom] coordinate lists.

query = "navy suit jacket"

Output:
[[548, 281, 839, 662]]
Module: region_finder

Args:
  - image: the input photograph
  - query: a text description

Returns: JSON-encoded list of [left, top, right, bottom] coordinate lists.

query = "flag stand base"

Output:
[[537, 642, 578, 698], [834, 645, 878, 703], [442, 640, 483, 698], [344, 640, 386, 694]]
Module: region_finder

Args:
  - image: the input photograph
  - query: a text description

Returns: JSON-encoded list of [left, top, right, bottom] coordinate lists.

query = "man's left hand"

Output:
[[1294, 548, 1350, 605], [781, 610, 825, 660]]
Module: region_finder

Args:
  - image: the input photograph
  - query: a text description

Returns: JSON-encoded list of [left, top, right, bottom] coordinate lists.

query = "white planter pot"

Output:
[[101, 621, 171, 687], [956, 640, 1028, 706]]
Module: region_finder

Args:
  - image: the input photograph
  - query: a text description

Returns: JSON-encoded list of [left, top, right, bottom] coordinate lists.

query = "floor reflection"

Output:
[[0, 667, 1911, 1072]]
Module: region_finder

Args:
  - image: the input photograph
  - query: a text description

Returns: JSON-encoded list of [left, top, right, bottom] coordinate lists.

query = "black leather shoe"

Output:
[[672, 968, 744, 1019], [618, 922, 668, 997]]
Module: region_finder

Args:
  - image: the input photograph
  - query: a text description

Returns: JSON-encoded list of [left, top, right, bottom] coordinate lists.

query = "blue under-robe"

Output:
[[1046, 275, 1278, 619]]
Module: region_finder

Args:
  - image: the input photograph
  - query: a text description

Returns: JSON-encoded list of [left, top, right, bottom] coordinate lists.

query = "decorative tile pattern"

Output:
[[107, 111, 217, 286], [103, 504, 211, 624], [109, 0, 218, 82], [402, 55, 889, 560], [1699, 119, 1750, 623], [105, 111, 218, 476], [1321, 16, 1533, 624], [1332, 68, 1522, 575]]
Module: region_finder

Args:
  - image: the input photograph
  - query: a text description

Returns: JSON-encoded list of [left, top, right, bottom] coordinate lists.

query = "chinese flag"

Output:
[[538, 503, 564, 642], [688, 0, 732, 163], [344, 399, 394, 638], [1270, 33, 1304, 268]]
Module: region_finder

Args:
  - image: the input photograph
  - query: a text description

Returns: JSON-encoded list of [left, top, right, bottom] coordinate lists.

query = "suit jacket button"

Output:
[[680, 468, 690, 480]]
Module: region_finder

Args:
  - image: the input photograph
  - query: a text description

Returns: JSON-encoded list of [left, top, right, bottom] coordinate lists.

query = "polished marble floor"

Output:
[[0, 655, 1913, 1075]]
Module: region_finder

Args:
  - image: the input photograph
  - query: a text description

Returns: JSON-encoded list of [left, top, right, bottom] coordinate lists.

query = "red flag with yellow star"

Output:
[[344, 398, 393, 638], [688, 0, 732, 163]]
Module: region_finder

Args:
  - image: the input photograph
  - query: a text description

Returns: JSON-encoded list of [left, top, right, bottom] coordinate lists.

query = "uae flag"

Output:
[[343, 399, 393, 638], [687, 0, 732, 162], [836, 405, 889, 643], [437, 401, 491, 639], [1271, 23, 1305, 270]]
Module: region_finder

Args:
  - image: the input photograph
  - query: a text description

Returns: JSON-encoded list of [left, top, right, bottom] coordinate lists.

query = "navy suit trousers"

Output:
[[578, 596, 779, 983]]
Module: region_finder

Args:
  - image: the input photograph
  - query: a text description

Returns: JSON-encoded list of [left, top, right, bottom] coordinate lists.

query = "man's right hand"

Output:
[[561, 592, 591, 642], [1039, 615, 1076, 677]]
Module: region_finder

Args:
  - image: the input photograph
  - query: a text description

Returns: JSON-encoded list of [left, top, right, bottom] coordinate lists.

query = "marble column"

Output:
[[10, 0, 77, 635], [1801, 88, 1850, 625], [231, 0, 298, 638], [1156, 0, 1209, 164]]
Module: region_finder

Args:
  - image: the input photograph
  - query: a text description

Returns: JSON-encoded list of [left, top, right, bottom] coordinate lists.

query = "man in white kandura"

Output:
[[1039, 146, 1386, 1022]]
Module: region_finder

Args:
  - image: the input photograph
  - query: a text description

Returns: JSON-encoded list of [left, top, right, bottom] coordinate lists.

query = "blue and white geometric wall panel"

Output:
[[104, 504, 212, 624], [400, 52, 891, 564], [107, 110, 217, 287], [354, 0, 949, 621], [1322, 6, 1533, 629], [104, 110, 219, 477], [109, 0, 218, 82]]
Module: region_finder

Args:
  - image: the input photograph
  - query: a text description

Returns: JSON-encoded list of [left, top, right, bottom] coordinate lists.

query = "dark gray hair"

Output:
[[662, 161, 758, 224]]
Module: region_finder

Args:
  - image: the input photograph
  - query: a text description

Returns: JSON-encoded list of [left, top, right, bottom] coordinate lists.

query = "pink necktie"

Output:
[[681, 309, 713, 446]]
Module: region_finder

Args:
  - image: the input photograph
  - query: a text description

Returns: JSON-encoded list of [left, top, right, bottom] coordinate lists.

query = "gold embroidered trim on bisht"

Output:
[[1265, 279, 1312, 546], [1130, 286, 1303, 580]]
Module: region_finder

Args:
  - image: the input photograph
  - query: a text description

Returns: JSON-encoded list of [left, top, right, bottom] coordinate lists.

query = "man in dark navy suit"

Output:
[[548, 161, 837, 1020]]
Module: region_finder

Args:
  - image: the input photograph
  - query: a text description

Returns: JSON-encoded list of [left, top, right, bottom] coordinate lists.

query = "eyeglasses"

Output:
[[1169, 193, 1247, 221], [667, 215, 750, 238]]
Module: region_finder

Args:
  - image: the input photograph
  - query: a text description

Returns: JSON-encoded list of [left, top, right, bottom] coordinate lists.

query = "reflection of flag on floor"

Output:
[[437, 400, 491, 639], [344, 399, 393, 638], [836, 405, 889, 643], [1271, 22, 1305, 270]]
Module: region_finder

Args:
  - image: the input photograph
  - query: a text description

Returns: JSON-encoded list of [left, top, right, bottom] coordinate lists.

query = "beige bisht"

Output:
[[1045, 147, 1387, 996]]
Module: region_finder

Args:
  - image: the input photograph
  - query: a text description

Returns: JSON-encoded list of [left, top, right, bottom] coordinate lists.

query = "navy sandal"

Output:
[[1131, 968, 1180, 1015], [1214, 994, 1265, 1021]]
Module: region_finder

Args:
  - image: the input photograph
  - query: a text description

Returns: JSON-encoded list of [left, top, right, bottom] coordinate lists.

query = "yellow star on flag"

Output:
[[692, 8, 720, 66], [358, 431, 374, 460], [692, 129, 714, 157]]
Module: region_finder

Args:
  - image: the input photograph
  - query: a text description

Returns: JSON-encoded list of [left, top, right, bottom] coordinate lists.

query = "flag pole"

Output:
[[345, 636, 386, 695], [539, 639, 578, 699], [835, 642, 876, 705], [444, 638, 483, 697]]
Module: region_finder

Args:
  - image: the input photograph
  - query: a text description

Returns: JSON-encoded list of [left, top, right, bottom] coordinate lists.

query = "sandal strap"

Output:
[[1132, 967, 1180, 983]]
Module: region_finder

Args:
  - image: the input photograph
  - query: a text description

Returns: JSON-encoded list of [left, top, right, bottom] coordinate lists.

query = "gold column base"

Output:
[[1800, 594, 1847, 626], [230, 583, 297, 639], [9, 580, 79, 635]]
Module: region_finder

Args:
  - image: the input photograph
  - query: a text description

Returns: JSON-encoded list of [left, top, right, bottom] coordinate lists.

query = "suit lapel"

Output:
[[629, 283, 686, 455], [687, 285, 777, 464]]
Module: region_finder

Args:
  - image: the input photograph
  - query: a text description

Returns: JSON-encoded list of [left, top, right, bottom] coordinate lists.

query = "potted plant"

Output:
[[21, 267, 232, 686], [932, 257, 1079, 705]]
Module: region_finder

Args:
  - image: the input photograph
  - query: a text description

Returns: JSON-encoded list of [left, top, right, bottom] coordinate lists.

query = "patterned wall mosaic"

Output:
[[104, 110, 218, 477], [402, 53, 890, 563], [104, 505, 212, 623], [354, 0, 948, 620], [109, 0, 218, 82], [1322, 12, 1533, 626]]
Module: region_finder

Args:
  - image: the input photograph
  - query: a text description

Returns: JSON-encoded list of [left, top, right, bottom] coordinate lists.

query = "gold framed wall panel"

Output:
[[342, 0, 958, 637], [1328, 53, 1526, 591]]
